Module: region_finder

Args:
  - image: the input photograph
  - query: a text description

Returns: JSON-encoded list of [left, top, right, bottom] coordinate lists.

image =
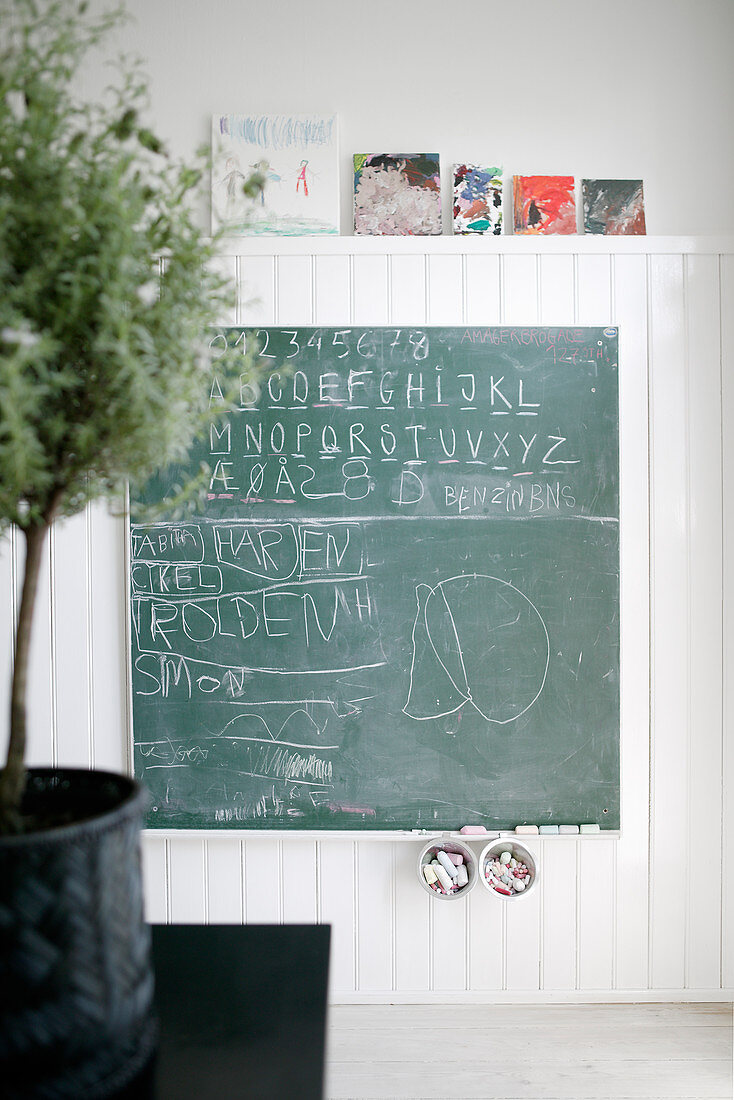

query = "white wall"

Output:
[[2, 235, 733, 1001], [80, 0, 734, 236]]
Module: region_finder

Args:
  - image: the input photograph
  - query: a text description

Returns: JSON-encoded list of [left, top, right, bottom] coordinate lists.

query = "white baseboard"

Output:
[[329, 989, 734, 1005]]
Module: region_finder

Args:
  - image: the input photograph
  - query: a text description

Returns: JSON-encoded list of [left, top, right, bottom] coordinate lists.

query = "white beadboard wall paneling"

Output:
[[578, 837, 617, 990], [243, 838, 282, 924], [613, 252, 651, 992], [89, 502, 128, 774], [648, 254, 689, 990], [207, 254, 237, 327], [205, 837, 244, 924], [52, 513, 92, 768], [319, 839, 357, 995], [576, 253, 613, 324], [393, 842, 431, 992], [281, 838, 318, 923], [464, 253, 501, 325], [502, 253, 540, 326], [276, 254, 313, 325], [313, 254, 350, 326], [722, 253, 734, 991], [538, 253, 574, 325], [142, 835, 169, 923], [388, 253, 427, 324], [427, 253, 464, 324], [468, 874, 503, 991], [431, 884, 468, 993], [25, 531, 54, 768], [356, 842, 393, 992], [168, 835, 207, 923], [541, 837, 577, 990], [685, 253, 724, 991], [504, 835, 542, 991], [352, 254, 390, 326], [238, 255, 275, 327]]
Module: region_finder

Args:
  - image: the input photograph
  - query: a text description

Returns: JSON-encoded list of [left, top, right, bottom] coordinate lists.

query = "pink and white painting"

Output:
[[212, 114, 339, 235], [353, 154, 441, 235]]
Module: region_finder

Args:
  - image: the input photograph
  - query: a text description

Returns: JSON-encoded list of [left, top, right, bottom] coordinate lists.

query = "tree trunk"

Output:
[[0, 521, 50, 831]]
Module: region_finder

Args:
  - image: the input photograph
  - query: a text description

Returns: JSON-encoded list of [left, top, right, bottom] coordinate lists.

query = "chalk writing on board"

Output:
[[404, 574, 550, 724], [130, 327, 619, 830]]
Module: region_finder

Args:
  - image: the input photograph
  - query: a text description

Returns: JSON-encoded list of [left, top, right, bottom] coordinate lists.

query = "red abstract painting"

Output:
[[513, 175, 576, 234]]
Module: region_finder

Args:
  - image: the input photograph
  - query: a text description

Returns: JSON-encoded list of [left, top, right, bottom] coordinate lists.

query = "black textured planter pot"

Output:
[[0, 768, 156, 1099]]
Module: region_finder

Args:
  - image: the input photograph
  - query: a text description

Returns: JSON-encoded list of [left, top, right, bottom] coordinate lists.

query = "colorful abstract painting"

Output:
[[212, 114, 339, 236], [453, 164, 503, 235], [582, 179, 646, 235], [513, 175, 576, 235], [354, 154, 441, 235]]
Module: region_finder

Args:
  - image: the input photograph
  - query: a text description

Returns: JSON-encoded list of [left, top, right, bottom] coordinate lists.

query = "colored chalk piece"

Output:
[[417, 839, 477, 900], [515, 825, 539, 835], [478, 838, 538, 899], [422, 864, 438, 886], [431, 862, 455, 892], [579, 824, 601, 834], [539, 825, 559, 835], [559, 825, 580, 834], [459, 825, 487, 835], [437, 850, 459, 878]]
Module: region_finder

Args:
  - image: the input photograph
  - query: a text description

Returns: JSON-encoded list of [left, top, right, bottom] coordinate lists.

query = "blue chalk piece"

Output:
[[539, 825, 559, 835], [558, 825, 580, 834], [579, 823, 601, 834]]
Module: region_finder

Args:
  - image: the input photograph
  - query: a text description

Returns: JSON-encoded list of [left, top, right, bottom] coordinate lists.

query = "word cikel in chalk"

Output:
[[482, 851, 533, 896], [421, 847, 471, 896]]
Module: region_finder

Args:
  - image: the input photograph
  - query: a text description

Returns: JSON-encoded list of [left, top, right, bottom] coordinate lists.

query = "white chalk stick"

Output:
[[431, 862, 454, 892], [559, 824, 579, 834], [515, 825, 539, 835], [437, 850, 459, 879], [579, 823, 600, 834], [455, 864, 469, 888]]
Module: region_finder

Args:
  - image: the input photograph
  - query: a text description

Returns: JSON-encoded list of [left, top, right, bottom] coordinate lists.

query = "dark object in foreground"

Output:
[[151, 923, 331, 1099], [0, 769, 155, 1099]]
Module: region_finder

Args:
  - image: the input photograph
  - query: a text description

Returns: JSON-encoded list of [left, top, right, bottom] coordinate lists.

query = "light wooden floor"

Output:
[[325, 1003, 733, 1099]]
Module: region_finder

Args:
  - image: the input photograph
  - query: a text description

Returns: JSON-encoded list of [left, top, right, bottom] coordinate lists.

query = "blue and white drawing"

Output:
[[212, 113, 339, 236]]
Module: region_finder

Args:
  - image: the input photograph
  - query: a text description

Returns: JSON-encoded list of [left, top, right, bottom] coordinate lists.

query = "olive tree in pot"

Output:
[[0, 1, 262, 1095]]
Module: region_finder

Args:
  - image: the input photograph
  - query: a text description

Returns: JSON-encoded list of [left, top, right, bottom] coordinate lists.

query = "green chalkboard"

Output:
[[130, 326, 619, 830]]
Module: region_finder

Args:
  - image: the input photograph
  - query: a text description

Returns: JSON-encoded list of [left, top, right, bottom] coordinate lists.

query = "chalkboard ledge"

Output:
[[214, 234, 734, 257], [143, 829, 621, 842], [143, 829, 445, 841]]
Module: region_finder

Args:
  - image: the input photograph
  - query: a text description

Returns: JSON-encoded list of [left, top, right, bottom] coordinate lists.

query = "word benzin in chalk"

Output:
[[129, 326, 620, 832]]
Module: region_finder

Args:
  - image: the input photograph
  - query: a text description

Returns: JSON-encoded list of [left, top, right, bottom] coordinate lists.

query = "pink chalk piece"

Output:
[[447, 852, 464, 866], [327, 803, 376, 816], [460, 825, 487, 835]]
